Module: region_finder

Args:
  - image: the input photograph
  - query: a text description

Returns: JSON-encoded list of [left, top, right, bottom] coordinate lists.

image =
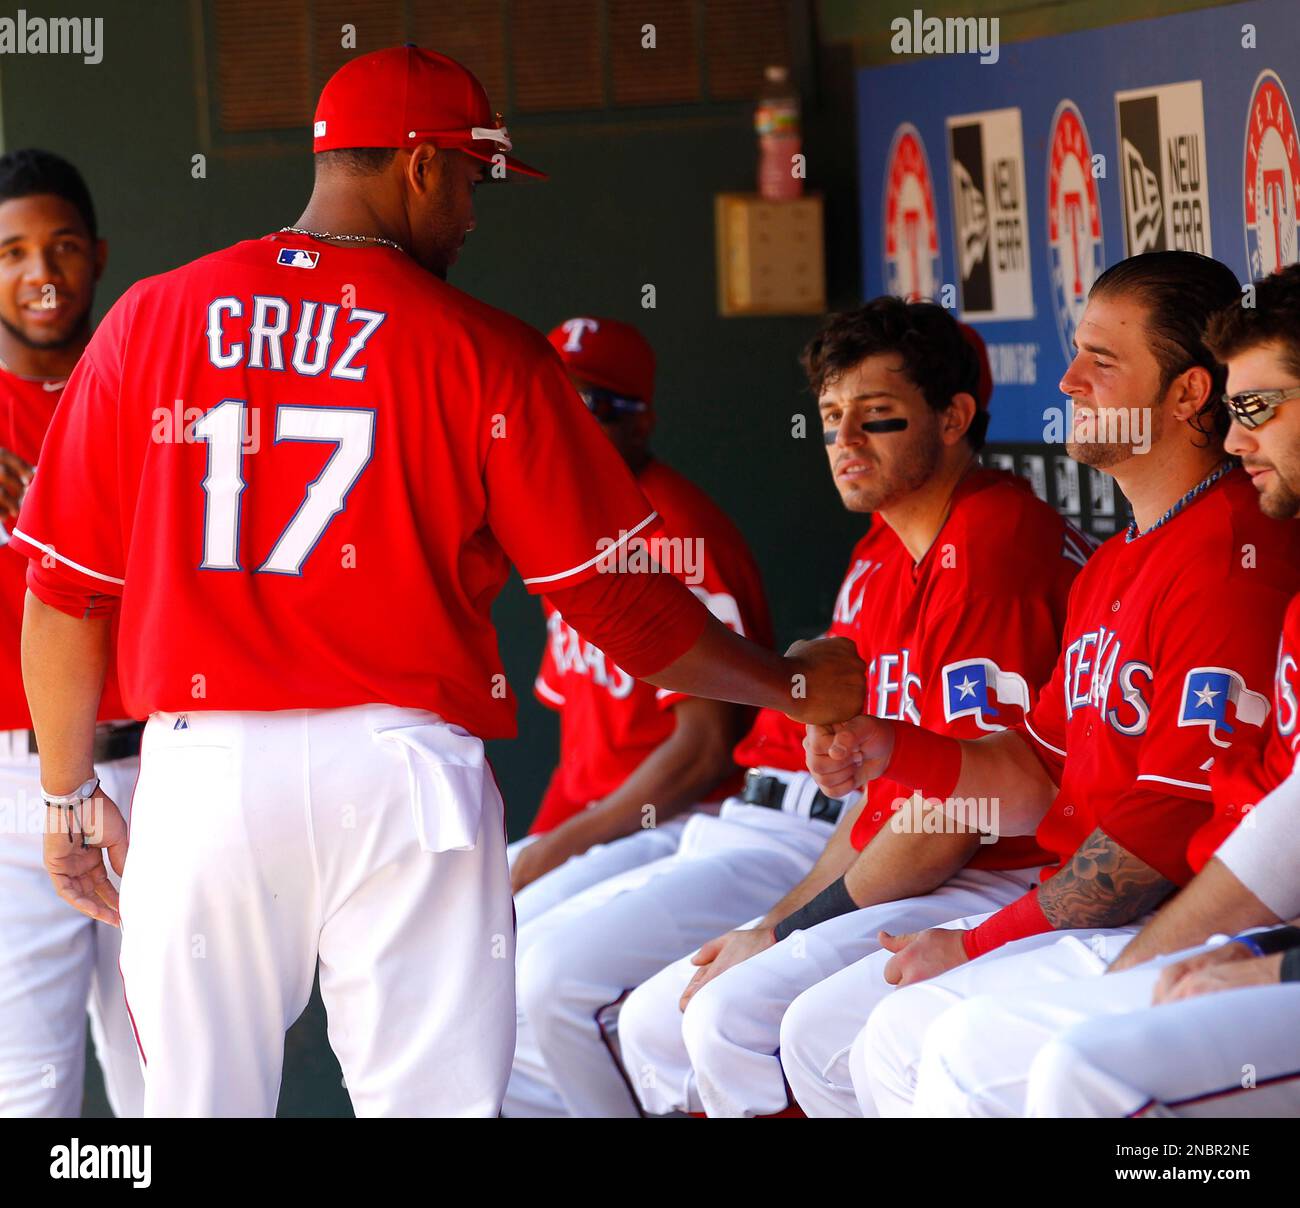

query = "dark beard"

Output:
[[0, 305, 92, 351], [1260, 477, 1300, 520]]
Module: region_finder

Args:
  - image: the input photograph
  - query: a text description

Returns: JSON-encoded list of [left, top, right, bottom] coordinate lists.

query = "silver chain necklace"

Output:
[[278, 225, 404, 253]]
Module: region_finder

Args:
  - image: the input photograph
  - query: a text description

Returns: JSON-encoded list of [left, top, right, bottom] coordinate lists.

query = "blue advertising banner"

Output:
[[857, 0, 1298, 446]]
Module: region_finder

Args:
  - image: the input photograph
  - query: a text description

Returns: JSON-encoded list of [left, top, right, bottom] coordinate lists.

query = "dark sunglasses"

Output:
[[579, 387, 649, 421], [1223, 386, 1300, 430]]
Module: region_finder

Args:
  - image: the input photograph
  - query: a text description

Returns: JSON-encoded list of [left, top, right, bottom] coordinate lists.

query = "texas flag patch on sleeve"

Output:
[[942, 657, 1031, 731], [1177, 667, 1270, 748]]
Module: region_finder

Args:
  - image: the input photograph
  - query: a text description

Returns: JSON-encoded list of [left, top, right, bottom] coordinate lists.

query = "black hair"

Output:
[[1204, 262, 1300, 384], [1089, 250, 1242, 442], [314, 147, 398, 176], [0, 147, 96, 238], [801, 296, 989, 450]]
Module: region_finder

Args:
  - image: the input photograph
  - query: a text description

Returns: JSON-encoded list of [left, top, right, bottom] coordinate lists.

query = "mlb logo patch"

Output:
[[277, 247, 319, 269]]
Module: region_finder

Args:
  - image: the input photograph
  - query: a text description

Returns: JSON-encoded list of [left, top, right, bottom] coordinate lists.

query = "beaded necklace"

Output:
[[1125, 459, 1236, 543]]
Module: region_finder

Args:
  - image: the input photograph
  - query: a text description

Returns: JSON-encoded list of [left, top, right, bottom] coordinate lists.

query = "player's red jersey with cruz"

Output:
[[531, 458, 772, 833], [1016, 468, 1300, 889], [840, 468, 1086, 870], [1186, 591, 1300, 872], [11, 234, 673, 737], [0, 367, 126, 728]]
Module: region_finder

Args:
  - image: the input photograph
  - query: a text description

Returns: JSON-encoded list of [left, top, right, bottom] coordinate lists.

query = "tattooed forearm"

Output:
[[1038, 827, 1177, 930]]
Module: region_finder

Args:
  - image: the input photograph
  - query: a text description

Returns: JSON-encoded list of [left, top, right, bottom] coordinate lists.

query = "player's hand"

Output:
[[1152, 941, 1281, 1004], [880, 927, 968, 987], [43, 787, 128, 927], [510, 828, 577, 894], [804, 714, 895, 798], [679, 926, 776, 1011], [781, 637, 866, 726], [0, 447, 34, 522]]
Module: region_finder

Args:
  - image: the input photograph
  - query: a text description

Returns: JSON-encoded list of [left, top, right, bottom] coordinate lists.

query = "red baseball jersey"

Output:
[[842, 469, 1086, 870], [12, 234, 674, 738], [730, 520, 897, 775], [1020, 468, 1300, 887], [738, 469, 1085, 872], [0, 366, 126, 728], [1186, 590, 1300, 873], [530, 458, 772, 833]]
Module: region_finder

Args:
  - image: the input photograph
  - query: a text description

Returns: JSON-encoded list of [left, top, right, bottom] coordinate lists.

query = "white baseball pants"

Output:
[[618, 863, 1043, 1117], [1025, 977, 1300, 1117], [882, 930, 1300, 1117], [853, 923, 1143, 1116], [117, 705, 515, 1118], [504, 795, 835, 1117], [507, 813, 695, 928], [0, 738, 142, 1117]]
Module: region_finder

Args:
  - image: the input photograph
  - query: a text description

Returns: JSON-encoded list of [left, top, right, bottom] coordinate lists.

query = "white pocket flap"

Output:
[[373, 723, 487, 853]]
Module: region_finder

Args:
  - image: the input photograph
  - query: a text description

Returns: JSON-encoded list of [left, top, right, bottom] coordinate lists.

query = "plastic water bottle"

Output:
[[755, 65, 802, 201]]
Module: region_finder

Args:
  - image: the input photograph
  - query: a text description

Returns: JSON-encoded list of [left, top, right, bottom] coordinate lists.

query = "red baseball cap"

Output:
[[547, 317, 656, 405], [956, 321, 994, 410], [313, 45, 545, 179]]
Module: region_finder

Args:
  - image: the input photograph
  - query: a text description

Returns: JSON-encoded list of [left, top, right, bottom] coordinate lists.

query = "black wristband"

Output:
[[1238, 925, 1300, 956], [1281, 947, 1300, 984], [773, 877, 858, 942]]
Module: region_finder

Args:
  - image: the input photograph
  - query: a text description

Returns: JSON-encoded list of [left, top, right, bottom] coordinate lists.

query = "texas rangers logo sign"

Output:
[[1177, 667, 1270, 748], [1243, 69, 1300, 280], [1046, 100, 1104, 362], [882, 123, 941, 301], [941, 658, 1031, 732]]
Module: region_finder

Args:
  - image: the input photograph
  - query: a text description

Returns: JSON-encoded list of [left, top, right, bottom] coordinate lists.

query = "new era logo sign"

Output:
[[314, 120, 326, 137], [277, 248, 319, 269]]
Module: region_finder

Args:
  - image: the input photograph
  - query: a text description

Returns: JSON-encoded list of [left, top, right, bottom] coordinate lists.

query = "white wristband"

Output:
[[1216, 757, 1300, 919], [41, 776, 100, 809]]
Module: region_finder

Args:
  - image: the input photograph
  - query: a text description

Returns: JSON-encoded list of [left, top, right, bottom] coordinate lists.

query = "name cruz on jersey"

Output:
[[206, 295, 386, 379]]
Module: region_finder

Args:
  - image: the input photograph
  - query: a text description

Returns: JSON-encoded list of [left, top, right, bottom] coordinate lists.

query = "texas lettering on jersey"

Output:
[[543, 608, 635, 701], [1022, 469, 1300, 886], [844, 470, 1083, 869], [1062, 626, 1154, 737], [529, 458, 771, 834], [542, 585, 746, 705]]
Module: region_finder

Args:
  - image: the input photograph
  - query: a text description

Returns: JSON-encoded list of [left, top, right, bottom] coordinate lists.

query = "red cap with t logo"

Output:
[[312, 45, 545, 178], [956, 321, 994, 410], [547, 317, 656, 405]]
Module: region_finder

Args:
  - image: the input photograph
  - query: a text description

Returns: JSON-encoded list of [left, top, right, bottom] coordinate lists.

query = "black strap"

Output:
[[773, 876, 858, 942], [742, 772, 845, 824], [1281, 947, 1300, 984], [1244, 925, 1300, 956], [28, 721, 144, 763]]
